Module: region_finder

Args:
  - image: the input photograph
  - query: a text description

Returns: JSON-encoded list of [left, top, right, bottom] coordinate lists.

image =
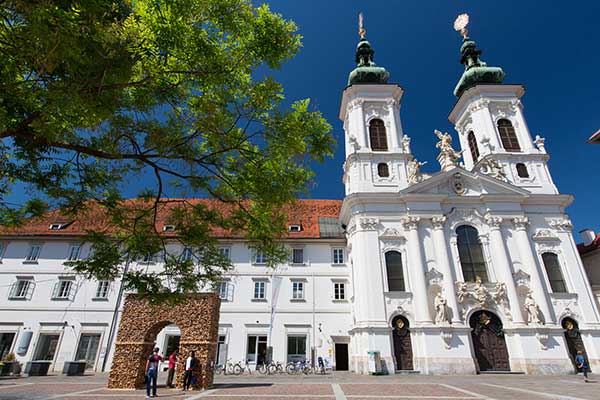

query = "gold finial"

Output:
[[453, 13, 470, 39], [358, 12, 366, 39]]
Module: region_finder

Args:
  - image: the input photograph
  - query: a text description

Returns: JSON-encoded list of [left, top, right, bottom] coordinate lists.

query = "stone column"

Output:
[[485, 215, 525, 325], [431, 216, 461, 323], [512, 217, 556, 324], [386, 99, 400, 150], [402, 216, 433, 324]]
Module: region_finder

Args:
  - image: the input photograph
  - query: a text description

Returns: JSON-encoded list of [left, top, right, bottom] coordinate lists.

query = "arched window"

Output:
[[516, 163, 529, 178], [377, 163, 389, 177], [542, 253, 567, 293], [497, 119, 521, 152], [385, 251, 405, 291], [468, 131, 480, 162], [369, 119, 388, 151], [456, 225, 488, 282]]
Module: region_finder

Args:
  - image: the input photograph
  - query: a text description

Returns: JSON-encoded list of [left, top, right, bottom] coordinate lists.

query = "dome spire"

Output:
[[347, 12, 390, 86], [452, 14, 505, 97]]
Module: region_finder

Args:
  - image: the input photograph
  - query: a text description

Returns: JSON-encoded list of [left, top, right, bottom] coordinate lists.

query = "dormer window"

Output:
[[288, 224, 302, 232], [49, 223, 64, 230], [163, 225, 176, 232]]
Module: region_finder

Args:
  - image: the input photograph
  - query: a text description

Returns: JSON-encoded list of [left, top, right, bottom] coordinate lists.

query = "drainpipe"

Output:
[[101, 260, 130, 372]]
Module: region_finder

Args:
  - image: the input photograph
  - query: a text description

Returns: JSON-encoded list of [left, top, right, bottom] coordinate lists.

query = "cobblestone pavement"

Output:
[[0, 372, 597, 400]]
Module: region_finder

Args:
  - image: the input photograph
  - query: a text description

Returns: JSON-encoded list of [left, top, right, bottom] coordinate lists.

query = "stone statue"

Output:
[[493, 282, 507, 304], [434, 292, 450, 325], [474, 277, 489, 307], [349, 135, 360, 152], [434, 130, 462, 171], [407, 159, 427, 184], [401, 135, 412, 154], [456, 281, 468, 304], [534, 135, 546, 153], [525, 292, 544, 325], [478, 157, 506, 181]]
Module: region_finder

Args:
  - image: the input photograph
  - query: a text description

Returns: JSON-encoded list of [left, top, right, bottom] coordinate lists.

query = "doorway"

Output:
[[391, 315, 413, 370], [216, 335, 227, 365], [334, 343, 348, 371], [75, 334, 101, 369], [469, 310, 510, 372], [0, 332, 16, 360], [246, 335, 268, 365], [562, 318, 590, 372], [34, 334, 60, 361]]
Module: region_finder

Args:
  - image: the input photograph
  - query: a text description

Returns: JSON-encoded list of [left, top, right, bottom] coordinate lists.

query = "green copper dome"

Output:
[[348, 38, 390, 86], [453, 37, 505, 97]]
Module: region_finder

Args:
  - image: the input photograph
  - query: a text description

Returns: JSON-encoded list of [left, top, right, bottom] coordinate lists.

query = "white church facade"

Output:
[[1, 22, 600, 375]]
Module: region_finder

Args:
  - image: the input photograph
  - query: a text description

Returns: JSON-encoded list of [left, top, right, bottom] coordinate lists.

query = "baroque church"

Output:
[[0, 18, 598, 375]]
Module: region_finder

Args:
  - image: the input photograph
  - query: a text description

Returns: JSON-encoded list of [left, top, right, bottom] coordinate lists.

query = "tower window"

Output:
[[456, 225, 488, 282], [385, 251, 405, 291], [516, 163, 529, 178], [377, 163, 389, 177], [369, 119, 388, 151], [467, 131, 480, 162], [497, 119, 521, 152], [542, 253, 567, 293]]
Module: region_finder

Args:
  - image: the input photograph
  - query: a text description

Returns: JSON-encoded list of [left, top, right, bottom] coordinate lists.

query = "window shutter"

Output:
[[227, 283, 234, 302], [52, 281, 59, 299], [26, 281, 35, 299], [8, 282, 16, 298]]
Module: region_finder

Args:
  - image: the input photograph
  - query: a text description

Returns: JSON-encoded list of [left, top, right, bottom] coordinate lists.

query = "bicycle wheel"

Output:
[[257, 364, 267, 374], [232, 364, 242, 375], [285, 364, 295, 375], [215, 365, 224, 375], [303, 365, 313, 375]]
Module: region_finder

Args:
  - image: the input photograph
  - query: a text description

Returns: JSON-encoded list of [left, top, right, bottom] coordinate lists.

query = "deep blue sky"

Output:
[[264, 0, 600, 237]]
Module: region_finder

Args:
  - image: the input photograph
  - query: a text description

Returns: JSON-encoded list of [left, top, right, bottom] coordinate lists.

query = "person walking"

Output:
[[145, 347, 163, 398], [166, 349, 178, 388], [182, 351, 197, 391], [575, 350, 590, 382]]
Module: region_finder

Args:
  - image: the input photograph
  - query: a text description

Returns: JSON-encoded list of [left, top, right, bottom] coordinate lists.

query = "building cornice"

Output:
[[448, 84, 526, 124]]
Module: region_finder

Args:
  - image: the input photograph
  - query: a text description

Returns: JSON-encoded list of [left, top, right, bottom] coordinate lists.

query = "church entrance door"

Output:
[[562, 318, 590, 373], [391, 315, 413, 371], [469, 310, 510, 372]]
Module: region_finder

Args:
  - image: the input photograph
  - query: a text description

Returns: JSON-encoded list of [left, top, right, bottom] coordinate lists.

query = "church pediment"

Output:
[[399, 168, 529, 198]]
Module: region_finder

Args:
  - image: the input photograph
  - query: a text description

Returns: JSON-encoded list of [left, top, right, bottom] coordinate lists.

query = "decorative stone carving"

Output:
[[451, 173, 466, 195], [456, 281, 469, 304], [440, 329, 453, 349], [401, 216, 420, 230], [407, 158, 427, 184], [431, 216, 447, 230], [525, 292, 544, 325], [513, 269, 531, 288], [473, 277, 490, 308], [434, 130, 462, 172], [425, 268, 444, 286], [548, 218, 573, 232], [348, 135, 360, 152], [484, 215, 503, 229], [493, 282, 508, 304], [532, 229, 560, 242], [534, 135, 546, 154], [480, 136, 495, 152], [447, 208, 483, 228], [476, 157, 506, 181], [434, 292, 451, 325], [359, 218, 379, 231], [512, 217, 530, 230], [401, 135, 412, 154], [380, 227, 402, 238], [489, 101, 518, 119]]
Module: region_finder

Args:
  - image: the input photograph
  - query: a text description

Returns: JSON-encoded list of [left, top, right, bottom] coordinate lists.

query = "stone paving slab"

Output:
[[340, 383, 471, 397], [214, 383, 333, 395]]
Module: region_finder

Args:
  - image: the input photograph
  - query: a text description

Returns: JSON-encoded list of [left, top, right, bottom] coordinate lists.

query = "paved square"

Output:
[[0, 373, 598, 399]]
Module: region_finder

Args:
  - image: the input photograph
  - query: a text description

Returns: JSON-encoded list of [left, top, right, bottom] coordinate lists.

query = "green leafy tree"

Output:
[[0, 0, 334, 301]]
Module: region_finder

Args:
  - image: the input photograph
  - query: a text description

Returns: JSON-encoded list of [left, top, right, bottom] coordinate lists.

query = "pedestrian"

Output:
[[182, 351, 197, 391], [145, 347, 163, 398], [166, 349, 178, 388], [575, 350, 589, 382]]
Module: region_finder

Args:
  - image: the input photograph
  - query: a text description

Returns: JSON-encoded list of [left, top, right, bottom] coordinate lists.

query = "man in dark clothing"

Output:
[[182, 351, 197, 391], [145, 347, 163, 398]]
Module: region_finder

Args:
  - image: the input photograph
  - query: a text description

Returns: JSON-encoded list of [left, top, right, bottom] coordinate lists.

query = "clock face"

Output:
[[395, 319, 405, 329], [453, 13, 469, 32]]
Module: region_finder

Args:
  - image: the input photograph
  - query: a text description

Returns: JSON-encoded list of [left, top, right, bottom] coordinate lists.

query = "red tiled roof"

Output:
[[0, 199, 342, 239], [577, 232, 600, 255]]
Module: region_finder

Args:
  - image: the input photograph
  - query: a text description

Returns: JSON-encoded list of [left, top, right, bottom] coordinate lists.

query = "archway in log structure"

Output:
[[107, 293, 220, 390]]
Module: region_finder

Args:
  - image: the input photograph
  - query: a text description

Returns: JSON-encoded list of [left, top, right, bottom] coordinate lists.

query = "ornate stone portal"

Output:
[[108, 293, 220, 390]]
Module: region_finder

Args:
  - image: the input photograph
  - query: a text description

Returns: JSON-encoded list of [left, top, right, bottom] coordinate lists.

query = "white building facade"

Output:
[[1, 29, 600, 376]]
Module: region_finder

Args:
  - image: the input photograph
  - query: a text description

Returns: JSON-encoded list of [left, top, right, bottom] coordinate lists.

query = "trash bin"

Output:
[[367, 351, 382, 375], [63, 361, 87, 376], [25, 361, 51, 376]]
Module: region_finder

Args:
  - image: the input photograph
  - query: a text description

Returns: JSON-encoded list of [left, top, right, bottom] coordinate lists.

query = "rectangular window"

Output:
[[218, 281, 228, 300], [291, 248, 304, 264], [25, 244, 41, 262], [0, 332, 16, 360], [95, 281, 110, 299], [334, 282, 346, 300], [253, 281, 266, 300], [34, 334, 60, 361], [254, 249, 266, 264], [9, 279, 33, 299], [218, 247, 231, 260], [287, 335, 307, 363], [292, 281, 304, 300], [332, 248, 345, 264], [67, 245, 82, 261], [75, 333, 101, 369], [53, 279, 73, 300]]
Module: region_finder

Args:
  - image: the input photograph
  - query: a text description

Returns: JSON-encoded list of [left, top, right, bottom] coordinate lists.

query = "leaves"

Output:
[[0, 0, 334, 302]]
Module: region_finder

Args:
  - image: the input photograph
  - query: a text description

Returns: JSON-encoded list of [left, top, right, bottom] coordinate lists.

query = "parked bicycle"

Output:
[[286, 359, 312, 375]]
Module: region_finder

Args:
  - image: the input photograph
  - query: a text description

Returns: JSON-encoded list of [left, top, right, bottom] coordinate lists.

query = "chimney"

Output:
[[580, 229, 596, 246]]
